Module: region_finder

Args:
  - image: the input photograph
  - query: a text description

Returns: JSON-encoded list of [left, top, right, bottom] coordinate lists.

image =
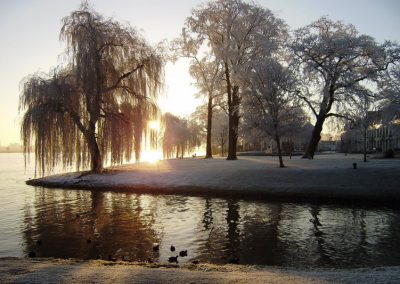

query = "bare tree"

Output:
[[173, 32, 223, 159], [19, 4, 164, 175], [243, 58, 305, 167], [189, 55, 223, 158], [292, 17, 400, 159], [379, 65, 400, 105], [185, 0, 286, 160], [378, 65, 400, 123], [348, 89, 376, 162]]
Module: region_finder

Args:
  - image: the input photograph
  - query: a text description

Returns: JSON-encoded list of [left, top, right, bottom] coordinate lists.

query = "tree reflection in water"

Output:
[[23, 189, 159, 261], [22, 188, 400, 268]]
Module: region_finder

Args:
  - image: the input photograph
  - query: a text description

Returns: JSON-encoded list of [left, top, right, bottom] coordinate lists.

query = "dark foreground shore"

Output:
[[1, 258, 399, 284], [27, 154, 400, 205]]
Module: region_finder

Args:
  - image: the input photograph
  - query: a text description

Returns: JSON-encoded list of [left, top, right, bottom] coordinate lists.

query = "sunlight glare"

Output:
[[149, 120, 161, 131], [141, 150, 163, 163]]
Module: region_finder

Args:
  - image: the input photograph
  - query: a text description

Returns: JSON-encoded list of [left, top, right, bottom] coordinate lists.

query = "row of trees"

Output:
[[177, 0, 400, 167], [20, 1, 400, 174], [162, 113, 202, 159]]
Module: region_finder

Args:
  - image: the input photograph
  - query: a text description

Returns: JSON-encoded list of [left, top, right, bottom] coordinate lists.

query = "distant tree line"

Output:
[[0, 143, 22, 153]]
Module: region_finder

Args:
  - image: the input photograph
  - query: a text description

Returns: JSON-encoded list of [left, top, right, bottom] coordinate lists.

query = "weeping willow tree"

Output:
[[19, 4, 164, 175], [162, 113, 202, 159]]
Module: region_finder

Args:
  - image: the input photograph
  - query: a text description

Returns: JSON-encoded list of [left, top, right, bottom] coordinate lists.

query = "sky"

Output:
[[0, 0, 399, 145]]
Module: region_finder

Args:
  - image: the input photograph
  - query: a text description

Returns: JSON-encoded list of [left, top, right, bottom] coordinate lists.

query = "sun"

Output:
[[149, 120, 161, 131], [137, 120, 163, 163]]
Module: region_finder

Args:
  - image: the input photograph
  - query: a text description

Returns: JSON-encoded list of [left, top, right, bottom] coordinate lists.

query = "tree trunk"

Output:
[[303, 87, 334, 159], [205, 94, 213, 159], [134, 110, 143, 162], [227, 86, 240, 160], [134, 139, 141, 162], [275, 135, 285, 168], [90, 141, 103, 173], [363, 125, 367, 163], [224, 62, 239, 161], [303, 115, 325, 159], [303, 84, 336, 159], [88, 123, 103, 173], [363, 100, 369, 163]]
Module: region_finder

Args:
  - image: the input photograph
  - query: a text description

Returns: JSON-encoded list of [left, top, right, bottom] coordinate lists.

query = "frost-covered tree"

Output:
[[19, 4, 164, 175], [185, 0, 286, 160], [243, 58, 306, 167], [189, 56, 223, 158], [379, 65, 400, 104], [378, 65, 400, 123], [292, 17, 400, 159], [173, 31, 223, 159]]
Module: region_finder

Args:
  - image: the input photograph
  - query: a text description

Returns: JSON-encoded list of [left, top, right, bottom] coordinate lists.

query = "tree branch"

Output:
[[104, 62, 146, 93], [326, 112, 352, 121], [295, 91, 318, 118]]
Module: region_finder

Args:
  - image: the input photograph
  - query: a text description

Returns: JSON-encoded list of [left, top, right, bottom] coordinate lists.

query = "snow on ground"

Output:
[[1, 258, 399, 284], [27, 153, 400, 202]]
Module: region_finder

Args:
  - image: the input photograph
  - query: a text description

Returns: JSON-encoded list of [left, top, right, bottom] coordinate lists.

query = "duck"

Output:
[[179, 250, 187, 257], [153, 244, 160, 251], [108, 255, 117, 262], [228, 258, 239, 264], [168, 256, 179, 263], [170, 245, 175, 252]]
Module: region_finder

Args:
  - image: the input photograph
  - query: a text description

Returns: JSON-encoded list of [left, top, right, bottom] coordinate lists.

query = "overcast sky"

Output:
[[0, 0, 399, 145]]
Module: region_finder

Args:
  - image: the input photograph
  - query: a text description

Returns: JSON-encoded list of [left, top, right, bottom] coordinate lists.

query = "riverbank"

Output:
[[27, 154, 400, 204], [1, 258, 399, 284]]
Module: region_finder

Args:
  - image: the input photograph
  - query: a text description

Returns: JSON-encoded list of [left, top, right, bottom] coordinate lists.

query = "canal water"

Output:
[[0, 153, 399, 268]]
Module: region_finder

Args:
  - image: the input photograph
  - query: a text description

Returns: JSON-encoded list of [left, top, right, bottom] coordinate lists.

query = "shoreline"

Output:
[[26, 179, 400, 206], [26, 154, 400, 205], [1, 257, 399, 284]]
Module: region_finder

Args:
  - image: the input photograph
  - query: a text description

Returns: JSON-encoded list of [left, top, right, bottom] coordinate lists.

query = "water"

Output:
[[1, 153, 400, 268]]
